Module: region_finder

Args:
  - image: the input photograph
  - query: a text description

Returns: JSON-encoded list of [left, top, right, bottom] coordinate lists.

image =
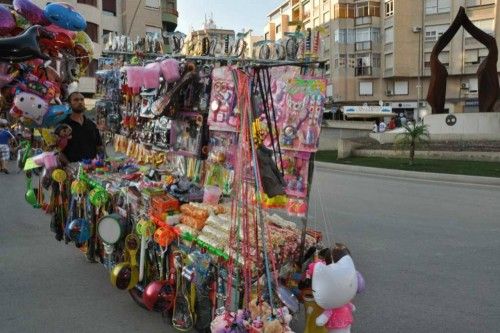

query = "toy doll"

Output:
[[312, 244, 358, 333], [54, 123, 72, 151]]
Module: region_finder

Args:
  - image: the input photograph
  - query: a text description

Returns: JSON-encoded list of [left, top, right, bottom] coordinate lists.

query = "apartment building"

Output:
[[184, 17, 236, 56], [264, 0, 500, 119], [0, 0, 177, 94]]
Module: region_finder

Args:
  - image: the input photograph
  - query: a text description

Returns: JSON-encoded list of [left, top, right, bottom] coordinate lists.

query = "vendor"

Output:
[[60, 92, 104, 164]]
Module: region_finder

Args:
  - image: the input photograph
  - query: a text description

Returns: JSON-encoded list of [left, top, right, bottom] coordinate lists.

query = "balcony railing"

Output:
[[355, 66, 372, 76], [355, 41, 372, 51], [355, 16, 372, 25]]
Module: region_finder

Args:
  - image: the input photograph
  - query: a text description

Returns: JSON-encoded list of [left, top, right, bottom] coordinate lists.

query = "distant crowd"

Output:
[[372, 113, 413, 133]]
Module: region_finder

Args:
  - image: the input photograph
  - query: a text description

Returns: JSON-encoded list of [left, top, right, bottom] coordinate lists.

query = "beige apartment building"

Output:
[[264, 0, 500, 119], [0, 0, 177, 94]]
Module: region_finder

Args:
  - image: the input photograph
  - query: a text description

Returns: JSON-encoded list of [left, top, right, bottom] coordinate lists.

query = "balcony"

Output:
[[292, 0, 300, 7], [355, 16, 372, 26], [355, 41, 372, 51], [355, 66, 372, 76]]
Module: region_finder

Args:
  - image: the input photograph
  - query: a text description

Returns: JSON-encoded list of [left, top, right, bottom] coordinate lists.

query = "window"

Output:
[[356, 1, 380, 18], [77, 0, 97, 6], [145, 0, 160, 9], [85, 22, 99, 43], [425, 0, 451, 15], [394, 81, 409, 95], [466, 19, 495, 36], [265, 32, 269, 40], [359, 81, 373, 96], [334, 55, 346, 68], [356, 28, 380, 42], [466, 0, 495, 6], [313, 18, 320, 27], [385, 0, 394, 17], [384, 27, 394, 44], [334, 3, 355, 19], [276, 24, 281, 34], [323, 11, 331, 22], [85, 59, 98, 77], [424, 24, 448, 42], [465, 48, 488, 65], [424, 51, 449, 67], [469, 78, 478, 92], [355, 53, 374, 76], [334, 29, 355, 44], [102, 0, 116, 16], [145, 25, 162, 38], [385, 53, 394, 69]]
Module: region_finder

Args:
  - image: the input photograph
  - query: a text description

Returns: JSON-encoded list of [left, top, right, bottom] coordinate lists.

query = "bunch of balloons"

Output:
[[0, 0, 94, 128]]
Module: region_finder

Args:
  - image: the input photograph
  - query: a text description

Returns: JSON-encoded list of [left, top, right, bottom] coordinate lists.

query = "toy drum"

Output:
[[98, 214, 127, 245]]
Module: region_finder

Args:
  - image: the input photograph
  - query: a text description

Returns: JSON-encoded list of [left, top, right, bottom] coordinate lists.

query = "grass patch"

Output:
[[315, 151, 500, 178]]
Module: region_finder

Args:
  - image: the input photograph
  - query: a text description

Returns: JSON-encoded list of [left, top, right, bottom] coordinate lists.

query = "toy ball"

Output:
[[44, 2, 86, 31], [52, 168, 67, 183], [71, 180, 87, 195], [12, 92, 49, 125], [65, 218, 90, 243], [0, 5, 17, 36], [13, 0, 50, 26]]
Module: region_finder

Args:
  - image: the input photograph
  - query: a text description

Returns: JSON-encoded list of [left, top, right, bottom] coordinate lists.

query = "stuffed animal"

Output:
[[312, 244, 358, 333]]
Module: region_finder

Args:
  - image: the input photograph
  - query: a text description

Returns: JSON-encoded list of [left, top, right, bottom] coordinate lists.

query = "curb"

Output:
[[314, 161, 500, 187]]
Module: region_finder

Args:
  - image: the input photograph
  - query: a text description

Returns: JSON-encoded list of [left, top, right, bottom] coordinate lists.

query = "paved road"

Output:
[[1, 160, 500, 332]]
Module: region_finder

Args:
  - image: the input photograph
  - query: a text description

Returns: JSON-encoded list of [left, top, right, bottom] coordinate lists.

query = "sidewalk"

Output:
[[315, 161, 500, 187]]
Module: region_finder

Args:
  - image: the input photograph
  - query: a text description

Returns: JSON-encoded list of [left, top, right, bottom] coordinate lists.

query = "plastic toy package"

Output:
[[207, 66, 239, 132]]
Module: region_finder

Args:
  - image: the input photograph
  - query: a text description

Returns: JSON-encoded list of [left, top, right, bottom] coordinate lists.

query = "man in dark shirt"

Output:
[[60, 92, 104, 163]]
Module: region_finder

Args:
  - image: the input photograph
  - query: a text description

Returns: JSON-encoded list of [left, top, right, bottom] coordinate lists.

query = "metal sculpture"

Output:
[[427, 6, 499, 114]]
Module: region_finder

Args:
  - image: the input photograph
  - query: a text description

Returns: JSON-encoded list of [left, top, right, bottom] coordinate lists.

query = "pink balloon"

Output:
[[13, 0, 50, 26], [45, 24, 76, 39]]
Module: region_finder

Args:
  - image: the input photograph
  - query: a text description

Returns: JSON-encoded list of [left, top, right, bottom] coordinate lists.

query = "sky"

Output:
[[177, 0, 284, 35]]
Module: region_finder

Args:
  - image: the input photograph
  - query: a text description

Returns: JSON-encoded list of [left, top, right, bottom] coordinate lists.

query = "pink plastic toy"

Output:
[[143, 62, 161, 89]]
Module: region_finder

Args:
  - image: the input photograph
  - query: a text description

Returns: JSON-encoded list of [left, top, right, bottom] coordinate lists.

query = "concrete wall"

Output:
[[318, 121, 372, 150], [353, 149, 500, 162], [424, 112, 500, 140]]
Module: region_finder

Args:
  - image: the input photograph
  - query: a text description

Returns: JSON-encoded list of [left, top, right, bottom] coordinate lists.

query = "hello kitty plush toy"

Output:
[[312, 244, 358, 333]]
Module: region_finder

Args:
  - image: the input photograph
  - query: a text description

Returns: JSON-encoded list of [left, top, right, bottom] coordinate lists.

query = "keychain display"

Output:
[[208, 66, 239, 131]]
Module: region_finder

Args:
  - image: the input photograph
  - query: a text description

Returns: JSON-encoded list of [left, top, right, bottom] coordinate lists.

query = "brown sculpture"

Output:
[[427, 7, 499, 114]]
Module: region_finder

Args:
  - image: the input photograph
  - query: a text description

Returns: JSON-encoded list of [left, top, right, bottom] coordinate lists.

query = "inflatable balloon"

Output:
[[45, 24, 75, 39], [40, 30, 74, 56], [0, 5, 17, 36], [13, 0, 50, 26], [0, 63, 19, 89], [74, 31, 94, 58], [312, 255, 357, 310], [0, 25, 51, 63], [11, 91, 49, 125], [44, 2, 86, 31], [42, 104, 70, 127], [19, 74, 60, 101]]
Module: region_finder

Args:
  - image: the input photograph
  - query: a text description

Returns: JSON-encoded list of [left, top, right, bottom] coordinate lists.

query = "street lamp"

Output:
[[413, 26, 422, 122]]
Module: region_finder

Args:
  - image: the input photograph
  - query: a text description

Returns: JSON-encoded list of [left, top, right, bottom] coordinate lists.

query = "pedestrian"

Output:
[[59, 92, 104, 164], [387, 117, 396, 130], [0, 119, 16, 174], [372, 119, 381, 132], [379, 120, 387, 132], [400, 113, 407, 127]]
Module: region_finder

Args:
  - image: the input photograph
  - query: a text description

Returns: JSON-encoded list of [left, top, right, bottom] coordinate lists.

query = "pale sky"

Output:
[[177, 0, 284, 35]]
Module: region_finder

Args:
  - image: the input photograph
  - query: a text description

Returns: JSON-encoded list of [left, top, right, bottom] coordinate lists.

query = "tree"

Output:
[[394, 123, 430, 165]]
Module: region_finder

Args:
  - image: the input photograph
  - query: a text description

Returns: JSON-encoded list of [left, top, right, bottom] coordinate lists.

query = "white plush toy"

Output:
[[312, 253, 358, 333]]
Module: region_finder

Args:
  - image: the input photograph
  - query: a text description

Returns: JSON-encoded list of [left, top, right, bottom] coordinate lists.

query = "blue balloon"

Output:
[[44, 2, 86, 31], [42, 104, 70, 127]]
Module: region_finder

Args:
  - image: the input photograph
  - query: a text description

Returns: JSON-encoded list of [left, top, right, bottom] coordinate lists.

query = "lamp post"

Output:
[[413, 26, 422, 122]]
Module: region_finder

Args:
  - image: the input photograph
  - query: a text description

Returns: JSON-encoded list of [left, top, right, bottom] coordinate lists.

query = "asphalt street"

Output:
[[1, 159, 500, 333]]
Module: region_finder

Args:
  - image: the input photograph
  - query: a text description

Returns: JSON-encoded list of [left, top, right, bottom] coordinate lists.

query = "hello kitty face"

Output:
[[312, 255, 358, 309], [14, 92, 49, 125], [286, 93, 309, 115]]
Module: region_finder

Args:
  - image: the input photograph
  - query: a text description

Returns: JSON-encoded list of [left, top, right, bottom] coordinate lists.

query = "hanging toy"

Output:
[[53, 123, 72, 151], [111, 234, 140, 290], [0, 5, 17, 36], [0, 25, 51, 63], [11, 91, 49, 126]]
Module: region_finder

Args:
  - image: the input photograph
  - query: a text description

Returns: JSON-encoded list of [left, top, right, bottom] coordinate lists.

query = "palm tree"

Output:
[[394, 123, 430, 165]]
